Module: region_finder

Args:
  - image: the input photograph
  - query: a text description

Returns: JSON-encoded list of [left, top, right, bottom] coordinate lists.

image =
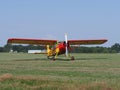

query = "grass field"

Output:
[[0, 53, 120, 90]]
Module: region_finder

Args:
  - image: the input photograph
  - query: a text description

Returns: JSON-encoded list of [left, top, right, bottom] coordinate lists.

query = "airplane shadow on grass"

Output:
[[13, 58, 70, 61], [13, 57, 108, 61], [75, 57, 108, 60], [13, 58, 49, 61]]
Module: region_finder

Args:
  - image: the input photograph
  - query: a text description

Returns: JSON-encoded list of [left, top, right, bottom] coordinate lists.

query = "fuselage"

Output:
[[55, 41, 69, 55]]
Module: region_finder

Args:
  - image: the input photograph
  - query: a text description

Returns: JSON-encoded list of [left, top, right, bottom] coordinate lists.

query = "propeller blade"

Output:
[[65, 33, 68, 57]]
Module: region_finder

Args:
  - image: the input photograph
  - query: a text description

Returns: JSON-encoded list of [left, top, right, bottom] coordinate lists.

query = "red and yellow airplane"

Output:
[[7, 34, 107, 60]]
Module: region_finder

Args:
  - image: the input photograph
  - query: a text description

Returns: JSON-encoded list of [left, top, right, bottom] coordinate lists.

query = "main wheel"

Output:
[[71, 56, 75, 60], [52, 56, 56, 61]]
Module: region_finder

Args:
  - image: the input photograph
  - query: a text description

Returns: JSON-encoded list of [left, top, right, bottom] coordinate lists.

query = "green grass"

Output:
[[0, 53, 120, 90]]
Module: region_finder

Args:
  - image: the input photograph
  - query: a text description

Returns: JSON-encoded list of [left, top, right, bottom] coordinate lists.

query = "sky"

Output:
[[0, 0, 120, 47]]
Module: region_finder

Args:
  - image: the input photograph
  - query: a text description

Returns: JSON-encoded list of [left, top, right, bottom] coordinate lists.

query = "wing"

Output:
[[7, 38, 57, 45], [68, 39, 107, 45]]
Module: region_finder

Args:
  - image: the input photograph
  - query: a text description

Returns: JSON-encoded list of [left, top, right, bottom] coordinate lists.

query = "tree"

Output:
[[111, 43, 120, 53], [0, 47, 4, 52], [3, 44, 12, 52]]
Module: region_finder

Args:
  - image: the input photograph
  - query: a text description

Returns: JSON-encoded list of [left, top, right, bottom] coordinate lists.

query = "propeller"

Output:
[[65, 33, 68, 57]]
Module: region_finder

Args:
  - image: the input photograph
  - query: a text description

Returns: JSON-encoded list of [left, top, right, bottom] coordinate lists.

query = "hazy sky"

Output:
[[0, 0, 120, 47]]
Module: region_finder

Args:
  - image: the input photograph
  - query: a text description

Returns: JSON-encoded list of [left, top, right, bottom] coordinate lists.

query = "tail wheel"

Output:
[[71, 56, 75, 60]]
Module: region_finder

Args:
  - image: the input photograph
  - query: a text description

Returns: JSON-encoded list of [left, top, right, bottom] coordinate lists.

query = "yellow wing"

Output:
[[7, 38, 57, 45], [68, 39, 107, 45]]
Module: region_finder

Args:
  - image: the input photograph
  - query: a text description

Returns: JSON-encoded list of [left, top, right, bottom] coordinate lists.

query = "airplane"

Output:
[[7, 34, 107, 60]]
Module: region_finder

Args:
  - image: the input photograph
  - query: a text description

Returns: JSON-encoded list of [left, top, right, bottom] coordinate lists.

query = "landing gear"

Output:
[[47, 56, 56, 61], [52, 56, 56, 61], [47, 55, 75, 61], [71, 56, 75, 60]]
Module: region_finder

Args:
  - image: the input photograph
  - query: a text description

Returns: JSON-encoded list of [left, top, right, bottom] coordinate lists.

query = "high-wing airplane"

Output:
[[7, 34, 107, 60]]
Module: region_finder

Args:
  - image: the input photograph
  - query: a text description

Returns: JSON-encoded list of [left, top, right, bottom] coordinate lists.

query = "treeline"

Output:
[[0, 43, 120, 53], [0, 44, 45, 52]]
